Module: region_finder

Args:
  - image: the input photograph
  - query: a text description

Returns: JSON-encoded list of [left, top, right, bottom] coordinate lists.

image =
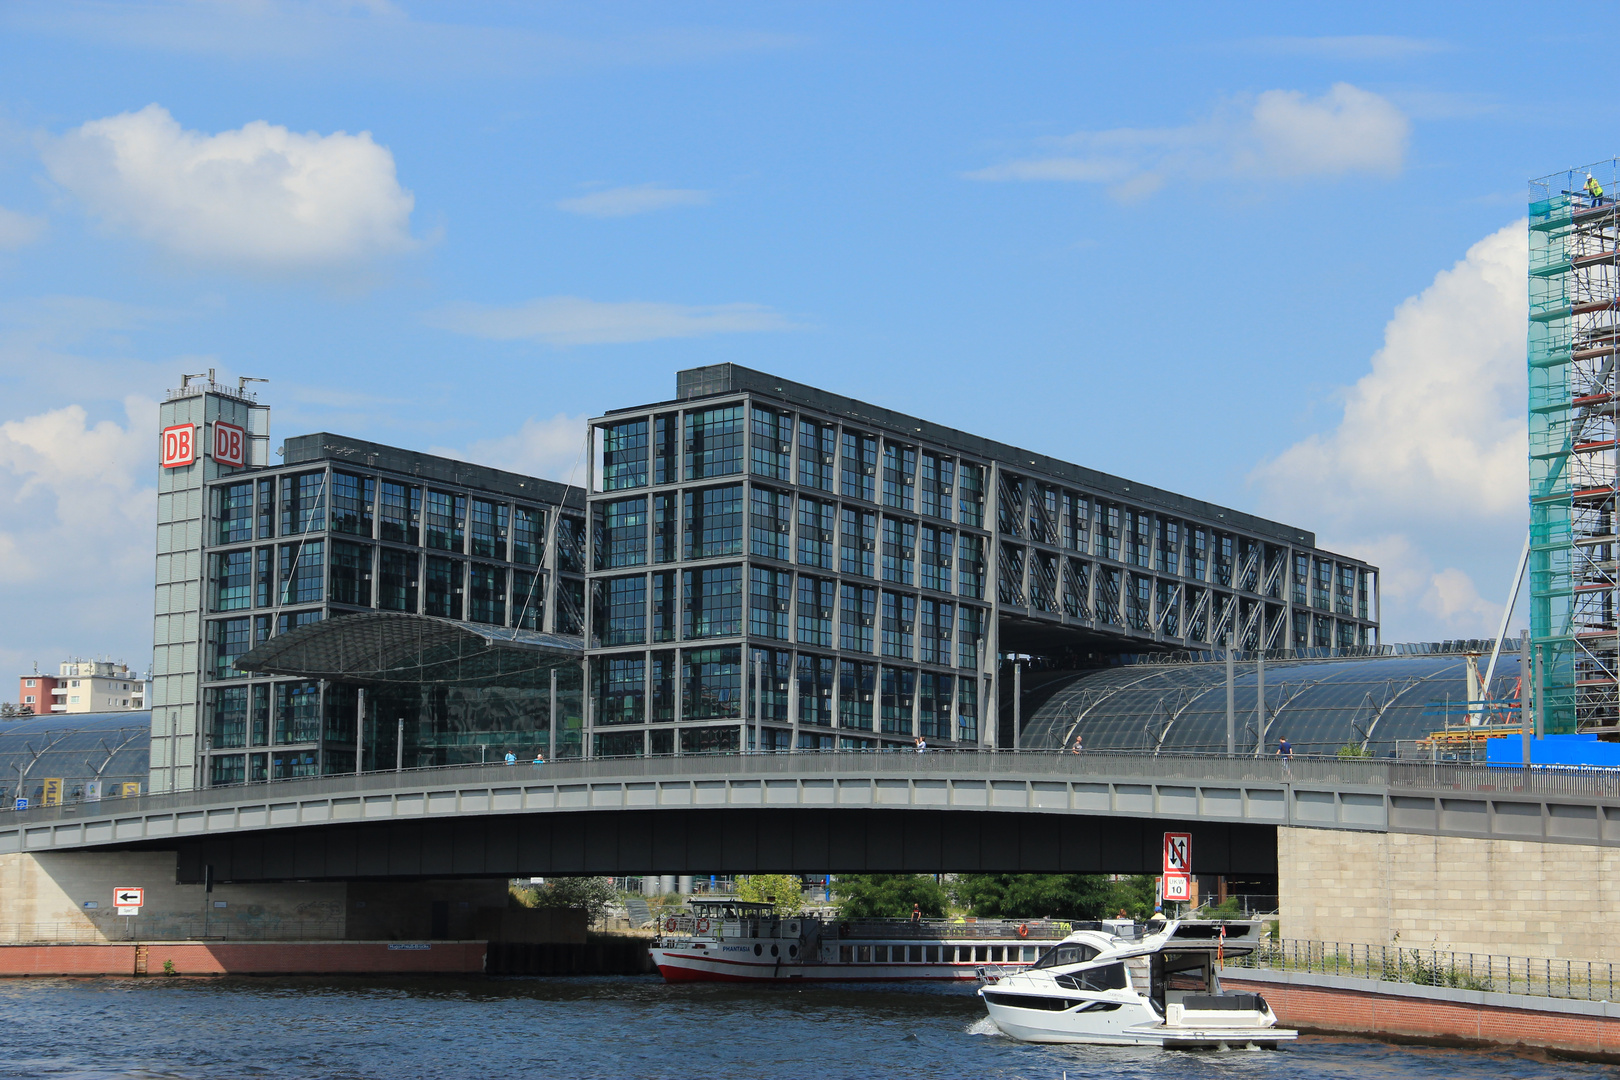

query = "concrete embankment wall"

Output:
[[1223, 969, 1620, 1060], [0, 941, 488, 976], [1278, 826, 1620, 961]]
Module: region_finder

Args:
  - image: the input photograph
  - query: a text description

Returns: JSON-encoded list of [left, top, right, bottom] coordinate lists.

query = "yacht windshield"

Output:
[[1031, 943, 1100, 969]]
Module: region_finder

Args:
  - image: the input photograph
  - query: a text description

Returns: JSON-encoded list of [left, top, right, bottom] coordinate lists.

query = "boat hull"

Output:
[[651, 947, 1027, 983]]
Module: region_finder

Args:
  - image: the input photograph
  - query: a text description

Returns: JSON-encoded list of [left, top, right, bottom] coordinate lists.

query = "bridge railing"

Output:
[[6, 749, 1620, 829], [1228, 936, 1620, 1002]]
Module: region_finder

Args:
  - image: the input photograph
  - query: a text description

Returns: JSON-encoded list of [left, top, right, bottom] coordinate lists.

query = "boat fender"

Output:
[[1017, 924, 1029, 938]]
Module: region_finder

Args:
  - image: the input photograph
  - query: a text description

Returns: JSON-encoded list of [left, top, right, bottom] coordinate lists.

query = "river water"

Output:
[[0, 976, 1611, 1080]]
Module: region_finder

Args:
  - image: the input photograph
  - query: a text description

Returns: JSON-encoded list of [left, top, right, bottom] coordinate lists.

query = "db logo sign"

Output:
[[213, 422, 246, 468], [160, 424, 196, 469]]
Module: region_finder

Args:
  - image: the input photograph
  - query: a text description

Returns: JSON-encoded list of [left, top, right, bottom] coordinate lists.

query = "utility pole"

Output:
[[396, 718, 405, 772], [1255, 650, 1266, 756], [1519, 630, 1532, 766], [354, 688, 365, 776], [1225, 636, 1236, 756]]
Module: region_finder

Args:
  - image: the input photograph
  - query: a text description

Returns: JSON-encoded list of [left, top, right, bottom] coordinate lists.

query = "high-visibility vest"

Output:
[[1589, 178, 1605, 198]]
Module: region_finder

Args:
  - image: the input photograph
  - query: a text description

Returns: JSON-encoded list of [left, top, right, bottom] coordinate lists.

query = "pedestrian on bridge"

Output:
[[1277, 737, 1293, 778], [532, 750, 546, 768], [504, 751, 517, 766]]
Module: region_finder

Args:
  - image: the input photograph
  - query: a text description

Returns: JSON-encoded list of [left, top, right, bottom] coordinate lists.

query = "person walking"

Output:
[[504, 750, 516, 766], [1588, 172, 1606, 207], [914, 735, 928, 753], [532, 750, 546, 769], [1070, 733, 1084, 753], [1277, 737, 1293, 778]]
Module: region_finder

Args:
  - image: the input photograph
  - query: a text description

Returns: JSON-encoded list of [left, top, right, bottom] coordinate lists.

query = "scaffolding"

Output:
[[1529, 161, 1620, 733]]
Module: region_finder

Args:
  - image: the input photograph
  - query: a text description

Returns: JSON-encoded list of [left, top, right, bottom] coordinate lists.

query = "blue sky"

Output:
[[0, 1, 1600, 675]]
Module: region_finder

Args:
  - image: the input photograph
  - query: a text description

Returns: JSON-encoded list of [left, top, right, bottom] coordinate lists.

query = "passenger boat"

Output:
[[650, 900, 1088, 983], [977, 919, 1297, 1049]]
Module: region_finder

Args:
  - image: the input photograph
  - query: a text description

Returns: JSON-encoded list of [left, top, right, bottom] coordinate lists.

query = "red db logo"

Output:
[[213, 422, 246, 468], [160, 424, 195, 469]]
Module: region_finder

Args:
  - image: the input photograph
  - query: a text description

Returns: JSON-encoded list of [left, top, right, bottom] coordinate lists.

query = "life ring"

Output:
[[664, 917, 678, 932], [1017, 924, 1029, 939], [695, 917, 711, 934]]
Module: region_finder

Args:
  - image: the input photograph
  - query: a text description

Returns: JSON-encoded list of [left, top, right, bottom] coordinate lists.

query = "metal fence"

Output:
[[9, 748, 1620, 829], [1228, 937, 1620, 1002], [1, 918, 349, 944]]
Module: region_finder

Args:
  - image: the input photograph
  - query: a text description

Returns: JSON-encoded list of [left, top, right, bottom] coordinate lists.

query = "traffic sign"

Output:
[[1163, 832, 1191, 875], [12, 797, 25, 811], [114, 887, 144, 907], [1163, 874, 1191, 902]]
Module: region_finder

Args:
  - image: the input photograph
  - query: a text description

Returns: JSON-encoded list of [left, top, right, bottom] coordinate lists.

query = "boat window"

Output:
[[857, 946, 871, 962], [1055, 963, 1128, 992], [1031, 943, 1100, 969], [927, 945, 941, 963], [982, 992, 1080, 1012]]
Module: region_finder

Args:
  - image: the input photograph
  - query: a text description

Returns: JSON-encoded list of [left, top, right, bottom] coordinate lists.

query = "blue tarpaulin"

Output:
[[1486, 732, 1620, 768]]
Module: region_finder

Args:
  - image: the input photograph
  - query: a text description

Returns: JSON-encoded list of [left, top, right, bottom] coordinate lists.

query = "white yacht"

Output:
[[978, 920, 1296, 1049]]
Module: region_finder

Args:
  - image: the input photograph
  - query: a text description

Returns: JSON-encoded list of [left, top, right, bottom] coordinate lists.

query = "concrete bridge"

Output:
[[5, 751, 1619, 882]]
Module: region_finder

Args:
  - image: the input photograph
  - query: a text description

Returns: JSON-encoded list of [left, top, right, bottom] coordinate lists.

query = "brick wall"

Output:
[[1278, 826, 1620, 961]]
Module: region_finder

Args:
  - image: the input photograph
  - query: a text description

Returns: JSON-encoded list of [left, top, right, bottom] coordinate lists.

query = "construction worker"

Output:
[[1588, 173, 1605, 207]]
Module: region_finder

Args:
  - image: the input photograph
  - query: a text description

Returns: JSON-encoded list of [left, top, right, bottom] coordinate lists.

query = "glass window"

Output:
[[424, 556, 463, 619], [650, 650, 676, 721], [957, 605, 984, 669], [748, 567, 791, 640], [598, 496, 648, 569], [252, 684, 270, 746], [1157, 579, 1179, 637], [215, 482, 253, 545], [1192, 527, 1209, 582], [556, 577, 585, 635], [652, 494, 677, 563], [468, 563, 506, 625], [512, 570, 546, 630], [750, 407, 792, 481], [1030, 486, 1058, 544], [798, 419, 836, 492], [685, 406, 745, 479], [379, 548, 418, 612], [920, 453, 954, 521], [1099, 505, 1121, 562], [210, 617, 250, 679], [329, 540, 372, 607], [330, 472, 374, 536], [919, 672, 953, 739], [797, 496, 834, 569], [278, 541, 324, 604], [469, 498, 508, 560], [280, 472, 326, 535], [602, 419, 650, 490], [1313, 558, 1332, 610], [424, 491, 466, 552], [997, 474, 1024, 537], [882, 444, 916, 511], [957, 677, 978, 742], [749, 487, 791, 561], [840, 431, 878, 502], [210, 685, 248, 749], [595, 654, 645, 724], [599, 574, 646, 645], [681, 724, 741, 754], [379, 481, 420, 545], [957, 534, 985, 599], [797, 575, 834, 647], [840, 583, 876, 653], [257, 477, 275, 539], [839, 660, 875, 730], [881, 591, 916, 659], [957, 464, 984, 528], [1067, 494, 1090, 554], [512, 505, 545, 565], [594, 730, 644, 757], [683, 564, 743, 639], [1216, 534, 1235, 587], [556, 516, 586, 574], [681, 646, 742, 720], [209, 754, 246, 787], [881, 667, 915, 734], [1128, 511, 1151, 568], [840, 508, 876, 578], [797, 653, 835, 727], [255, 547, 273, 607], [1157, 519, 1180, 575], [881, 518, 916, 585], [274, 681, 321, 744], [920, 598, 953, 666], [651, 570, 677, 643], [211, 549, 252, 611], [919, 526, 953, 593], [654, 413, 678, 485], [272, 749, 319, 780], [684, 484, 745, 559]]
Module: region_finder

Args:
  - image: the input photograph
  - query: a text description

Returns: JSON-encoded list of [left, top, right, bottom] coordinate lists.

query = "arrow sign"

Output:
[[114, 887, 144, 907], [1163, 832, 1191, 876]]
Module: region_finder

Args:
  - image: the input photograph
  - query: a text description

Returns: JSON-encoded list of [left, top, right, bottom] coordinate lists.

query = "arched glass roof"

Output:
[[1022, 652, 1525, 757], [0, 711, 151, 806]]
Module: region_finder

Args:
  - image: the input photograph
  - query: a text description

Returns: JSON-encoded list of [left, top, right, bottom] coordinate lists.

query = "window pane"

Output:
[[469, 498, 508, 560], [330, 472, 374, 536], [379, 549, 418, 612], [594, 654, 645, 724], [598, 496, 648, 569], [750, 407, 792, 481], [278, 540, 324, 604], [215, 482, 253, 545], [598, 574, 646, 645], [329, 540, 372, 607], [469, 563, 507, 625], [379, 481, 420, 545], [602, 419, 650, 490], [684, 485, 744, 559], [512, 505, 546, 565], [424, 491, 466, 552], [681, 646, 742, 720], [749, 487, 791, 561], [683, 564, 743, 639], [685, 406, 745, 479], [424, 556, 463, 619], [211, 550, 252, 611]]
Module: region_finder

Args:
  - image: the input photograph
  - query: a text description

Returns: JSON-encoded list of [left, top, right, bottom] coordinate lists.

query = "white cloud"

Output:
[[42, 104, 415, 271], [1250, 221, 1528, 640], [0, 397, 157, 672], [557, 183, 710, 218], [0, 206, 45, 250], [425, 295, 798, 346], [970, 83, 1409, 200], [432, 413, 590, 488]]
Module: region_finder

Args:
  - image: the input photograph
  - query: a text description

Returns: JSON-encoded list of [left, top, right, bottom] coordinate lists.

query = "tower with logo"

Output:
[[150, 372, 270, 792]]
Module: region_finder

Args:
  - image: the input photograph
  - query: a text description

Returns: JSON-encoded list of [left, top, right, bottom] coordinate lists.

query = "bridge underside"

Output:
[[155, 808, 1277, 884]]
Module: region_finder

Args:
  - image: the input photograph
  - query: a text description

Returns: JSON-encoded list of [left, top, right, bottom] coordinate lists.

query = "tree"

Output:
[[735, 874, 805, 916], [1102, 875, 1158, 920], [834, 874, 948, 919], [952, 874, 1115, 920], [519, 876, 620, 926]]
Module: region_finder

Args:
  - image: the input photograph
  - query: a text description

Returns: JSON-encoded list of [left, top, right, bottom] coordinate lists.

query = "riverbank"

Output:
[[1223, 968, 1620, 1061]]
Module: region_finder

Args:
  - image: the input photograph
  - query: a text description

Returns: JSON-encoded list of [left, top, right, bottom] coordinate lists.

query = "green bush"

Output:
[[834, 874, 948, 919]]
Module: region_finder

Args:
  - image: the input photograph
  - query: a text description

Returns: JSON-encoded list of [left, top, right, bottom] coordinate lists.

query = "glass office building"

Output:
[[582, 365, 1379, 757]]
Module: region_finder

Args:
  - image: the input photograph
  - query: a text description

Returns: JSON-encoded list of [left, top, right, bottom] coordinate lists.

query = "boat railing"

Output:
[[833, 918, 1084, 941]]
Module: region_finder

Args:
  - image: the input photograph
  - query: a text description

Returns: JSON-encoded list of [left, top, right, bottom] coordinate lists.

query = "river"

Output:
[[0, 976, 1610, 1079]]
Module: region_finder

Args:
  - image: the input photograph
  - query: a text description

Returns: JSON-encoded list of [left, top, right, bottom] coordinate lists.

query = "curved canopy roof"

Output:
[[236, 612, 583, 688], [1022, 652, 1524, 757], [0, 711, 151, 802]]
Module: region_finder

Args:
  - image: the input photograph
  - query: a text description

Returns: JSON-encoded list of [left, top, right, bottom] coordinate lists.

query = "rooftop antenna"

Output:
[[239, 376, 268, 393]]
